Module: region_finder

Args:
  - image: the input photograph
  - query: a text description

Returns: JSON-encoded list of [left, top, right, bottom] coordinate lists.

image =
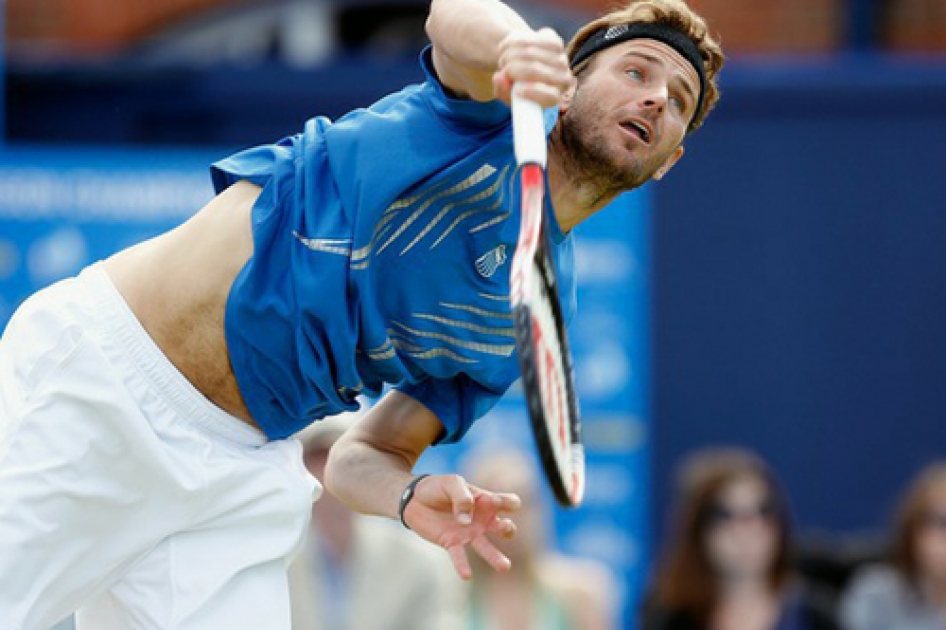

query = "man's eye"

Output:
[[627, 69, 643, 80]]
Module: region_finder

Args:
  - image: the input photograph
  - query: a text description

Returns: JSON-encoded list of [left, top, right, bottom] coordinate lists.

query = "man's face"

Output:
[[558, 37, 701, 191]]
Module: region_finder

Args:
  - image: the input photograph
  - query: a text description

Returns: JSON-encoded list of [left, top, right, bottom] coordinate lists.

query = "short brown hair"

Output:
[[892, 463, 946, 586], [566, 0, 724, 131], [649, 448, 793, 625]]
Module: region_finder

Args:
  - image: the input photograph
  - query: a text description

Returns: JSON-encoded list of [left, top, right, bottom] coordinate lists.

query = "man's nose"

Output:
[[641, 84, 668, 111]]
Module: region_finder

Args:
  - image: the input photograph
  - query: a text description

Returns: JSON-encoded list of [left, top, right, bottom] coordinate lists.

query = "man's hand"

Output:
[[492, 28, 575, 108], [325, 392, 523, 580], [403, 474, 522, 580]]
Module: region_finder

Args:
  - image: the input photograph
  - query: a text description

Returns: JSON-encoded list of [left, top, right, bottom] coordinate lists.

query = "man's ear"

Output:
[[559, 77, 577, 114], [653, 145, 685, 181]]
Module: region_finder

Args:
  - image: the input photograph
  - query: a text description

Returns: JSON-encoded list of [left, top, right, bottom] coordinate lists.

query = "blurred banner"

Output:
[[0, 145, 653, 629], [0, 146, 223, 322]]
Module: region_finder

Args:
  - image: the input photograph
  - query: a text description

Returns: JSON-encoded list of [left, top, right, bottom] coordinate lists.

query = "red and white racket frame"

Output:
[[509, 94, 585, 508]]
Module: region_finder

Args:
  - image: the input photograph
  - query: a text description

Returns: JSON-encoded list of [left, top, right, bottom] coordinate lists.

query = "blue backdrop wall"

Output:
[[652, 59, 946, 541]]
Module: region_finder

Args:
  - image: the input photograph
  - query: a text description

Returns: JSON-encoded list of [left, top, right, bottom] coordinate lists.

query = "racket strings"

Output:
[[525, 267, 573, 466]]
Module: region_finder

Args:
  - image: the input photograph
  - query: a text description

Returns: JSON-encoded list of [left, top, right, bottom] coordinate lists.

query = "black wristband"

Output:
[[398, 474, 430, 530]]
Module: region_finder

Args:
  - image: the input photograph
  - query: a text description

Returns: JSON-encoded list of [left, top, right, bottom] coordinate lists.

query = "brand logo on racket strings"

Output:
[[475, 245, 508, 278]]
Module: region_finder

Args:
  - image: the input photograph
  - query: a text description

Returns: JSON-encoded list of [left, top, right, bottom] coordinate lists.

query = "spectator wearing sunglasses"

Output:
[[641, 448, 838, 630], [841, 463, 946, 630]]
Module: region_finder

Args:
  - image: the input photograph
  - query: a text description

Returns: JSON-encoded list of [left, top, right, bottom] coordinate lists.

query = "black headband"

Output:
[[570, 22, 706, 129]]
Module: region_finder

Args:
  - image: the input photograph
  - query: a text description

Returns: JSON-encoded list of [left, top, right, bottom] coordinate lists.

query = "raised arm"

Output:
[[425, 0, 574, 105], [324, 390, 521, 579]]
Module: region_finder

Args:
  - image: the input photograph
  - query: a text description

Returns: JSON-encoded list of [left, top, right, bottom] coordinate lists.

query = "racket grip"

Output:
[[511, 93, 547, 168]]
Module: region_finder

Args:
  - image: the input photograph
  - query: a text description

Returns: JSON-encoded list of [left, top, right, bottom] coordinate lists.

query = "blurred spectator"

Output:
[[642, 448, 838, 630], [841, 463, 946, 630], [464, 448, 616, 630], [289, 412, 465, 630]]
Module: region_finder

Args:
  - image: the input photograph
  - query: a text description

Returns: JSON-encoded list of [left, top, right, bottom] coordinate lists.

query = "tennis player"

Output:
[[0, 0, 722, 627]]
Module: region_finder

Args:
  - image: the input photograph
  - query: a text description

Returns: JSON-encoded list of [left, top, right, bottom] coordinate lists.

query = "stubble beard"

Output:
[[556, 96, 665, 205]]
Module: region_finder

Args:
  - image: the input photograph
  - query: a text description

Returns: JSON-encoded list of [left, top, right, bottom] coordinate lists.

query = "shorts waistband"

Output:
[[78, 263, 268, 448]]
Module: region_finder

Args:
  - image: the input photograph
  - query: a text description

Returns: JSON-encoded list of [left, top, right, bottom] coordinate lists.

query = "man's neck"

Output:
[[546, 126, 622, 234]]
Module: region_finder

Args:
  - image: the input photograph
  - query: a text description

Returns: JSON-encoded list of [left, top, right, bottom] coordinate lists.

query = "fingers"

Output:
[[468, 484, 522, 513], [442, 474, 475, 525], [494, 27, 574, 107], [446, 526, 513, 579], [447, 544, 473, 581], [494, 491, 522, 513], [487, 516, 517, 539], [471, 535, 512, 573]]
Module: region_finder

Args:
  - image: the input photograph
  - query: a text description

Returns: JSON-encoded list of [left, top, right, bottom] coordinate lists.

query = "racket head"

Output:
[[511, 165, 584, 508]]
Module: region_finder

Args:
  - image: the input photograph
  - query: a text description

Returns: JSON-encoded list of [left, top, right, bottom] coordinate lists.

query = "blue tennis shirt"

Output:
[[211, 48, 576, 442]]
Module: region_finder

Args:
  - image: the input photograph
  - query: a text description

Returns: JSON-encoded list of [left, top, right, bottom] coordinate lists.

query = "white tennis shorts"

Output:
[[0, 264, 321, 630]]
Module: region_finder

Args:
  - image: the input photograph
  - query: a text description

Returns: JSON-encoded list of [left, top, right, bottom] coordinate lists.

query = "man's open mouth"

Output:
[[621, 120, 651, 144]]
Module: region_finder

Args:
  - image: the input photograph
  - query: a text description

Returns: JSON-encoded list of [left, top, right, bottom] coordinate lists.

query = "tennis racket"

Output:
[[509, 93, 585, 508]]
